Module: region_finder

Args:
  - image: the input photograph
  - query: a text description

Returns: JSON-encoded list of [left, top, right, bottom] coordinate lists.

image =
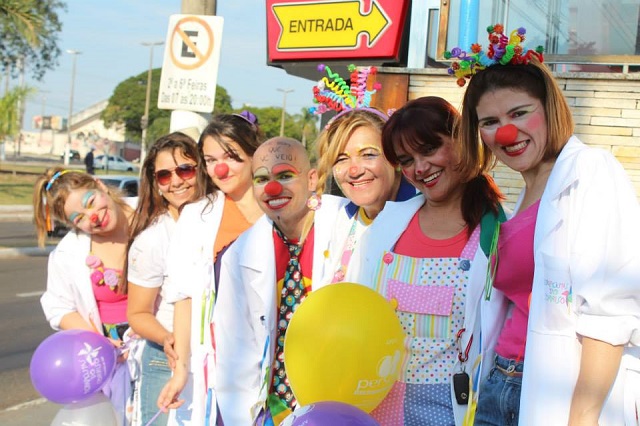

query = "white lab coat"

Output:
[[351, 194, 508, 426], [163, 191, 226, 426], [213, 194, 349, 425], [513, 136, 640, 425], [41, 231, 103, 331]]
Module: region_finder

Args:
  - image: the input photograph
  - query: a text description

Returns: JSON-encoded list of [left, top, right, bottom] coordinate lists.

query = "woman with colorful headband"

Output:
[[126, 131, 213, 425], [157, 112, 264, 425], [455, 25, 640, 425], [312, 64, 416, 285], [33, 167, 137, 424], [350, 96, 505, 425]]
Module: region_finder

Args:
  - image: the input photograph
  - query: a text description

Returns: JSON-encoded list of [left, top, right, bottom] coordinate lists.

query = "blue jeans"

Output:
[[140, 341, 172, 425], [474, 355, 523, 426]]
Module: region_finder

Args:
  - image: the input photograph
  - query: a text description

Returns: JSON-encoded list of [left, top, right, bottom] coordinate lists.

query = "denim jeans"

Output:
[[140, 341, 172, 425], [474, 355, 523, 426]]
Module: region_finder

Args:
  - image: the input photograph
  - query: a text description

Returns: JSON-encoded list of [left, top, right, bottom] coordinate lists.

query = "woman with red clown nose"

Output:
[[158, 112, 264, 425], [456, 25, 640, 426], [33, 167, 137, 424]]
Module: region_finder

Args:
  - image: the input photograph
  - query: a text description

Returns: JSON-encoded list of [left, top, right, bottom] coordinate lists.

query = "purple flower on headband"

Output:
[[238, 109, 258, 124]]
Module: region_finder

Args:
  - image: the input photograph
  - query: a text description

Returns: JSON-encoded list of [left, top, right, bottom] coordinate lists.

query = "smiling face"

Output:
[[332, 126, 398, 218], [154, 149, 198, 215], [395, 135, 464, 204], [202, 135, 253, 199], [252, 138, 317, 238], [63, 187, 120, 235], [476, 88, 548, 176]]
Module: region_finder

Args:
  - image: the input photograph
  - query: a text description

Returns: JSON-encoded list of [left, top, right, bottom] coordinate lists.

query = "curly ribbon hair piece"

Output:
[[309, 64, 383, 115], [445, 24, 545, 87]]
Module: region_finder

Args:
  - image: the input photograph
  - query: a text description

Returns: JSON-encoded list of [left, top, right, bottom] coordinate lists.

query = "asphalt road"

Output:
[[0, 255, 53, 410]]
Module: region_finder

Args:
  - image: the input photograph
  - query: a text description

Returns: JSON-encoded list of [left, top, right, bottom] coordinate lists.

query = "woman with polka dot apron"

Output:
[[350, 97, 506, 425]]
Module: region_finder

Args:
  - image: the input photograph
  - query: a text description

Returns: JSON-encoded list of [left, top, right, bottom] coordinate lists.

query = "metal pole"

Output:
[[140, 41, 164, 166], [277, 88, 294, 137], [39, 90, 50, 147], [65, 50, 81, 166], [16, 56, 25, 156]]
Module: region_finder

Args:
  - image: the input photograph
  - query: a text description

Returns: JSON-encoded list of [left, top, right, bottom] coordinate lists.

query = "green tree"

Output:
[[0, 87, 33, 140], [101, 67, 233, 142], [0, 0, 66, 80]]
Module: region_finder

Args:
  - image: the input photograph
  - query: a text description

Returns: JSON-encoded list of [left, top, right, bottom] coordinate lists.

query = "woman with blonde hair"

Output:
[[33, 167, 136, 424], [312, 65, 416, 285]]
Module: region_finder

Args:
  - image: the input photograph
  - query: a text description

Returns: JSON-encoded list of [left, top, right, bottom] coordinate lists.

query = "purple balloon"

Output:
[[30, 330, 117, 404], [281, 401, 380, 426]]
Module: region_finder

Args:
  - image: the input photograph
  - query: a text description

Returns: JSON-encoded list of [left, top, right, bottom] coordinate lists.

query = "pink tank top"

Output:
[[86, 254, 127, 324], [493, 200, 540, 360]]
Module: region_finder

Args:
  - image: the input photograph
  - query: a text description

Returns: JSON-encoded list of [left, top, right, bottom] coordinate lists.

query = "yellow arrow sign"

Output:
[[272, 0, 390, 50]]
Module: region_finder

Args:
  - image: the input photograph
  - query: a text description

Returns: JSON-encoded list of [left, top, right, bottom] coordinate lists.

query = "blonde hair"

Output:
[[314, 109, 387, 195], [33, 167, 128, 247]]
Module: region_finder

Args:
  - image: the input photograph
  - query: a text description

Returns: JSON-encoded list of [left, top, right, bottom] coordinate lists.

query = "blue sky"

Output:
[[21, 0, 313, 130]]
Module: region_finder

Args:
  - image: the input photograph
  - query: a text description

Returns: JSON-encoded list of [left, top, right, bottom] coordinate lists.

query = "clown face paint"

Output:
[[476, 89, 548, 176], [332, 126, 398, 219], [64, 188, 120, 235], [252, 138, 317, 238], [394, 135, 464, 205], [202, 135, 253, 200]]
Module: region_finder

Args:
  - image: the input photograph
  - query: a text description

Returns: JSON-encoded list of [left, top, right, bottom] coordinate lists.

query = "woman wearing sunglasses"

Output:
[[158, 112, 264, 425], [126, 132, 214, 425]]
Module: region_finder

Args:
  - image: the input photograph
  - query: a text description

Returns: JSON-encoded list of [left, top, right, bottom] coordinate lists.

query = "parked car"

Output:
[[60, 150, 81, 161], [94, 154, 138, 172], [99, 175, 140, 197], [49, 176, 140, 237]]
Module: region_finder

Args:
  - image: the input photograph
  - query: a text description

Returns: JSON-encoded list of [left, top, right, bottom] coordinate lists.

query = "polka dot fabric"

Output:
[[370, 227, 480, 423]]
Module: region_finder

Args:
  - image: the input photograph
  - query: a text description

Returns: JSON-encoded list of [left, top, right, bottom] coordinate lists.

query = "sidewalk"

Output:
[[0, 205, 54, 258], [0, 399, 60, 425]]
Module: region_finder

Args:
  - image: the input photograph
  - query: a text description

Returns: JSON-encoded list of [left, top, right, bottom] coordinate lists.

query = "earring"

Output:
[[395, 165, 402, 172], [158, 189, 163, 196], [306, 192, 321, 211]]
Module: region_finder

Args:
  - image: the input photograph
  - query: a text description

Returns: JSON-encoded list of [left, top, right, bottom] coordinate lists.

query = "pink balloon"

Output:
[[30, 330, 117, 404], [281, 401, 380, 426]]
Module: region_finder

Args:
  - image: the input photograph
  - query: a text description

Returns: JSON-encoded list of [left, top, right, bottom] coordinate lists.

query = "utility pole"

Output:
[[140, 41, 164, 166], [65, 50, 81, 166], [39, 89, 50, 147], [277, 88, 294, 137], [16, 56, 25, 156]]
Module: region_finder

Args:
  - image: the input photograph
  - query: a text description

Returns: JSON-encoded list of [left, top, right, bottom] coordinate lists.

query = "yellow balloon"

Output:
[[284, 282, 404, 413]]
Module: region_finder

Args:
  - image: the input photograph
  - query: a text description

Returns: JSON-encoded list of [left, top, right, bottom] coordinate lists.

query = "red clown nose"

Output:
[[264, 181, 282, 196], [495, 124, 519, 146], [90, 213, 99, 224], [214, 163, 229, 178]]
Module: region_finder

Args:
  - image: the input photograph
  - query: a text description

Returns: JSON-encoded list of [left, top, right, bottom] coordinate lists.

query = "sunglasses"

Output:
[[155, 163, 197, 185]]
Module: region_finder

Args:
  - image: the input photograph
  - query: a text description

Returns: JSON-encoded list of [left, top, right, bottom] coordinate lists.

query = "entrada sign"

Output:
[[266, 0, 409, 62]]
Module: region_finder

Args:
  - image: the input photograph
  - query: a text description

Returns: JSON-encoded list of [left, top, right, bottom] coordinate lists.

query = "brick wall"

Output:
[[378, 68, 640, 209]]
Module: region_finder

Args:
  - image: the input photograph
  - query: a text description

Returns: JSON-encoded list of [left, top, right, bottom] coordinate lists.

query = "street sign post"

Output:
[[158, 14, 224, 113]]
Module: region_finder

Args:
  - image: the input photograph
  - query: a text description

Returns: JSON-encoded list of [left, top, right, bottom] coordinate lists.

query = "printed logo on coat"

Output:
[[544, 278, 572, 313]]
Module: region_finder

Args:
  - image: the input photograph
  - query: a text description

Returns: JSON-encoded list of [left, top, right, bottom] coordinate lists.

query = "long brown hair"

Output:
[[128, 132, 213, 245]]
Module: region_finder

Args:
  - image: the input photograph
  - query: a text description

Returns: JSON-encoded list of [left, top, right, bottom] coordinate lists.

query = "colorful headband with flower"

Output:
[[308, 64, 387, 122], [445, 24, 545, 87]]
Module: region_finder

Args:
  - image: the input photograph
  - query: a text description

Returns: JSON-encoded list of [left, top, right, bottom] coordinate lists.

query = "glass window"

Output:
[[444, 0, 640, 64]]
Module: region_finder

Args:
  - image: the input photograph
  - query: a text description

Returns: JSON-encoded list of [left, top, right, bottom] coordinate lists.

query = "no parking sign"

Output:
[[158, 14, 224, 113]]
